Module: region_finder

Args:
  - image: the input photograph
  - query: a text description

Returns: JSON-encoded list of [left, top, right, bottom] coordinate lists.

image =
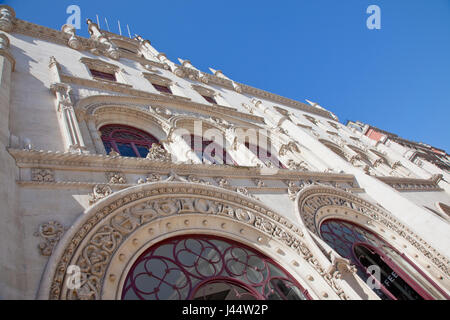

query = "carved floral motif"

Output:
[[34, 221, 66, 256], [146, 143, 171, 162], [106, 172, 127, 184], [31, 168, 55, 182], [89, 184, 113, 205]]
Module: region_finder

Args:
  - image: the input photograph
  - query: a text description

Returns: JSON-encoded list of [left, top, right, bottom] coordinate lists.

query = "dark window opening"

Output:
[[100, 124, 160, 158], [153, 83, 172, 94], [202, 95, 216, 104], [89, 69, 117, 82]]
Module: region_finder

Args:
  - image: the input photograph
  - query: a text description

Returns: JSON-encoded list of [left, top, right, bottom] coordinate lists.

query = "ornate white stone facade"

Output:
[[0, 5, 449, 300]]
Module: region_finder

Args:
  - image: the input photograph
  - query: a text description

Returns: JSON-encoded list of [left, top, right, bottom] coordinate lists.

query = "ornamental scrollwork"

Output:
[[47, 184, 349, 300], [89, 184, 113, 205], [31, 168, 55, 182], [106, 172, 127, 184], [146, 143, 171, 162], [34, 221, 66, 256]]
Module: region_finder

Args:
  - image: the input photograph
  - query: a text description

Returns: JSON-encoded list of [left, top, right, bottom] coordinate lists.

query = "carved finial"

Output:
[[0, 5, 16, 32]]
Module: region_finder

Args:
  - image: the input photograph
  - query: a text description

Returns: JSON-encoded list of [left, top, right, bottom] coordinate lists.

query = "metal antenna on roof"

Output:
[[104, 17, 110, 32], [96, 14, 100, 29], [126, 24, 131, 38], [118, 20, 122, 36]]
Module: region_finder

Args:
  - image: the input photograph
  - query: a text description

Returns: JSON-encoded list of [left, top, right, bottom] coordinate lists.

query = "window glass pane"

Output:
[[136, 145, 149, 158], [103, 141, 113, 154], [116, 142, 137, 157]]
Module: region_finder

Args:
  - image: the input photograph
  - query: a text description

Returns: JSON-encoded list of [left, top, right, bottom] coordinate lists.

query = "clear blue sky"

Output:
[[4, 0, 450, 151]]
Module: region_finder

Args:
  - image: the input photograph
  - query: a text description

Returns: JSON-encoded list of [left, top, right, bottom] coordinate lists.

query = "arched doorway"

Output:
[[319, 219, 439, 300], [121, 235, 310, 300]]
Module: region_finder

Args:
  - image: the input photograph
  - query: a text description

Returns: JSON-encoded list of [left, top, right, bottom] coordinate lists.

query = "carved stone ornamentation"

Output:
[[187, 175, 211, 185], [31, 168, 55, 182], [287, 159, 309, 172], [61, 24, 82, 50], [253, 179, 266, 188], [288, 181, 301, 201], [0, 5, 15, 32], [215, 177, 230, 188], [43, 183, 351, 300], [34, 221, 66, 256], [89, 184, 113, 205], [106, 172, 127, 184], [108, 149, 119, 156], [146, 143, 171, 162], [298, 186, 450, 277]]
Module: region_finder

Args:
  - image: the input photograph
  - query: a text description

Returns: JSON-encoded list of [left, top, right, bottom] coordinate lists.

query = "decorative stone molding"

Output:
[[297, 185, 450, 277], [0, 5, 15, 32], [279, 141, 301, 156], [9, 149, 358, 187], [106, 172, 127, 184], [34, 221, 66, 256], [186, 175, 211, 185], [215, 177, 230, 188], [287, 159, 309, 172], [142, 72, 173, 86], [288, 181, 301, 201], [39, 182, 349, 300], [89, 184, 113, 205], [304, 115, 319, 126], [31, 168, 55, 182], [191, 84, 216, 98], [145, 143, 171, 162], [375, 176, 443, 192], [327, 255, 357, 278], [253, 179, 266, 188], [80, 57, 120, 75]]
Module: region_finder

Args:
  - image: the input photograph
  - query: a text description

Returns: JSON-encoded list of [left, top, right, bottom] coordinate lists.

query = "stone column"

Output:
[[0, 33, 15, 146], [86, 118, 106, 154], [50, 83, 87, 153]]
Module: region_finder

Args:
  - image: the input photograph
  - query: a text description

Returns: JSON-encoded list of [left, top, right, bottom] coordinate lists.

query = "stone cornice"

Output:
[[8, 17, 336, 121], [376, 176, 443, 192], [8, 148, 357, 183], [60, 75, 265, 124]]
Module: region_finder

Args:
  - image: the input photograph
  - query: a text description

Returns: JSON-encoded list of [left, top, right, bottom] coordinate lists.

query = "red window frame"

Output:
[[319, 219, 448, 300], [100, 124, 160, 158], [121, 234, 312, 300]]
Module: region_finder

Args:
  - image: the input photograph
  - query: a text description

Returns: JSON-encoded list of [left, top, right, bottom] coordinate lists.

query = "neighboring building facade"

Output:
[[0, 5, 449, 300]]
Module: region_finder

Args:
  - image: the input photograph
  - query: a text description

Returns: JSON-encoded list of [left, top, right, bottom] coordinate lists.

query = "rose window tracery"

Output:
[[122, 235, 310, 300]]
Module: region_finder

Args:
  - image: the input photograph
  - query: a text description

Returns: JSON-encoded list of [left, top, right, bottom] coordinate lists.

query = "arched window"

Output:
[[100, 124, 160, 157], [319, 139, 347, 161], [347, 145, 372, 166], [183, 134, 235, 165], [320, 219, 447, 300], [121, 235, 311, 300]]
